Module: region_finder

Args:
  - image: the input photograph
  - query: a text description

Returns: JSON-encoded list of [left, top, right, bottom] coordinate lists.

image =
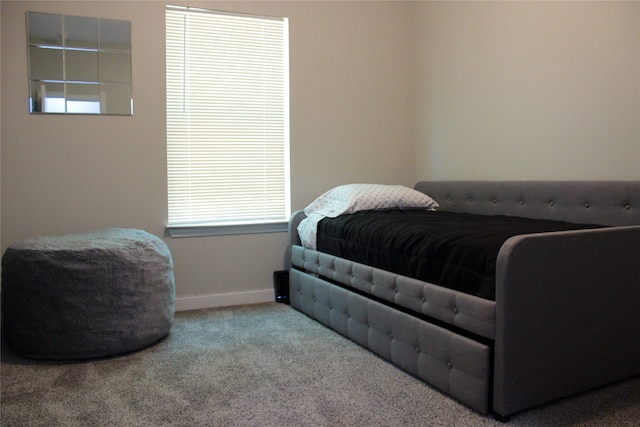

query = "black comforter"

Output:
[[316, 210, 604, 300]]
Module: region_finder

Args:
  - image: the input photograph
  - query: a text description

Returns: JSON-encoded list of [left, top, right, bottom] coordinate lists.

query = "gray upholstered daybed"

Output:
[[288, 181, 640, 420]]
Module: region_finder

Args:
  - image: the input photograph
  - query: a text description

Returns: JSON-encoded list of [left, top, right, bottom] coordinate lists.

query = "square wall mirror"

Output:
[[27, 12, 133, 115]]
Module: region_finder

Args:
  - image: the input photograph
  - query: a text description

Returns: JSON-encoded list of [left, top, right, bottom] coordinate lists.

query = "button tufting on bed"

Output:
[[291, 246, 496, 340], [414, 180, 640, 226], [288, 266, 492, 413]]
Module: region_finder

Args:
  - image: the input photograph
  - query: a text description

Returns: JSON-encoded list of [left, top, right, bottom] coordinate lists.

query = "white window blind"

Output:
[[166, 6, 290, 234]]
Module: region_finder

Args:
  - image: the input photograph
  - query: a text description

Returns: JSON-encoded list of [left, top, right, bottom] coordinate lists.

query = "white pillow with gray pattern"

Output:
[[298, 184, 439, 249]]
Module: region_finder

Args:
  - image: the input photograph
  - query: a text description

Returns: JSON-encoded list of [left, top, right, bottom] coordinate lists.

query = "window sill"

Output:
[[166, 221, 288, 238]]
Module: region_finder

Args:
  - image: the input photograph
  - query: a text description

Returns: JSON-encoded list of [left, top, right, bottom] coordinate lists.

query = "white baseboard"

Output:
[[175, 288, 275, 312]]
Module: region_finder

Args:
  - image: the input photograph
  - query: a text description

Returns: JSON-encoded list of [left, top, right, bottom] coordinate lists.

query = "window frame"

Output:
[[165, 5, 290, 238]]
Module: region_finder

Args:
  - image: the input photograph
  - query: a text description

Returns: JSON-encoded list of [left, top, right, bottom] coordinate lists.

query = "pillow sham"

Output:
[[298, 184, 439, 249], [304, 183, 439, 217]]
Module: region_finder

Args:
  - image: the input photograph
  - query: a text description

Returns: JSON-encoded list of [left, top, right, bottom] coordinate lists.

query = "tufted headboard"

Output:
[[414, 181, 640, 227]]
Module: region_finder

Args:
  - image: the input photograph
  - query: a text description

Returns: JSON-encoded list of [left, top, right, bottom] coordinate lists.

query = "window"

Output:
[[165, 6, 290, 237]]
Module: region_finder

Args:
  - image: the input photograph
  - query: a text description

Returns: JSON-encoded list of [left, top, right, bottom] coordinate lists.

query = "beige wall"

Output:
[[414, 1, 640, 180], [2, 1, 638, 308], [0, 1, 416, 308]]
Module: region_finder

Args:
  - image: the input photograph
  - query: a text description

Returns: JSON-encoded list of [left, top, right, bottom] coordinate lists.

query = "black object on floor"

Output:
[[273, 270, 290, 304]]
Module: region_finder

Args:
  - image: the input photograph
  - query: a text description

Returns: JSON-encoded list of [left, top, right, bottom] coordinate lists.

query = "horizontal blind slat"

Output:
[[166, 7, 290, 226]]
